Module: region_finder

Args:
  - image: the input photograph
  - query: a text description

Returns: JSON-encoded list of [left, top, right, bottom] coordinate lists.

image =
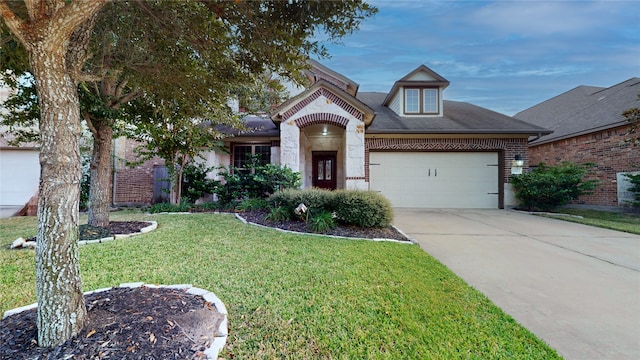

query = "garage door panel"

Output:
[[369, 152, 499, 209]]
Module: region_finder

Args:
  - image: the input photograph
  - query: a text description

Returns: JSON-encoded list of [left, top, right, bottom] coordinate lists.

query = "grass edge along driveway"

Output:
[[0, 212, 560, 359]]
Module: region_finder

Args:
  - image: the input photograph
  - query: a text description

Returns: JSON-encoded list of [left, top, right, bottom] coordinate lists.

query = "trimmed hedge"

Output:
[[268, 188, 393, 228], [334, 190, 393, 228], [268, 188, 336, 215]]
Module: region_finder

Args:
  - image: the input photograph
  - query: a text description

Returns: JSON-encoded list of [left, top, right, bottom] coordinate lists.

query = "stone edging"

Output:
[[79, 221, 158, 245], [235, 213, 417, 244], [2, 282, 228, 360], [10, 222, 158, 249]]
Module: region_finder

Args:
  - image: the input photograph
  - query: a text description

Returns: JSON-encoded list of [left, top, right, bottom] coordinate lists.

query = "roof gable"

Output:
[[305, 59, 360, 97], [271, 79, 375, 125], [400, 64, 449, 83], [383, 65, 450, 106]]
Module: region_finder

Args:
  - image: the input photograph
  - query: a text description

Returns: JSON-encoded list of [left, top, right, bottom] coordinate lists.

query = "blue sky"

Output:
[[313, 0, 639, 115]]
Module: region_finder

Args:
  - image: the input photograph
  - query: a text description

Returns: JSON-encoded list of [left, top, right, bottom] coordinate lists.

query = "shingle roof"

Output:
[[212, 115, 279, 138], [358, 92, 551, 135], [514, 78, 640, 145]]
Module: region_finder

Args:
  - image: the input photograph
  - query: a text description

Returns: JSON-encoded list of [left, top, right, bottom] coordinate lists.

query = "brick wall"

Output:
[[113, 138, 165, 205], [365, 137, 530, 184], [529, 124, 638, 207]]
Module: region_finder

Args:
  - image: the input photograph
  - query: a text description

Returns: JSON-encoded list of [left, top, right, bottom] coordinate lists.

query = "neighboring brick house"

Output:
[[515, 78, 640, 209]]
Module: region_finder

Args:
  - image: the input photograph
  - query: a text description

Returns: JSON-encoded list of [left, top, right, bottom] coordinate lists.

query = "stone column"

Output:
[[279, 119, 300, 172], [344, 121, 367, 190]]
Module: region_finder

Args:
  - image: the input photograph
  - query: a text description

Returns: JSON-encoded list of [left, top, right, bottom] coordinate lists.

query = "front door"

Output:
[[312, 152, 337, 190]]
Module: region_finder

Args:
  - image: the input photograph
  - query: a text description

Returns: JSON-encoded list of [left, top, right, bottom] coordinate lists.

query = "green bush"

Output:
[[264, 205, 292, 222], [193, 201, 221, 212], [236, 198, 269, 211], [510, 162, 599, 211], [181, 162, 217, 203], [308, 210, 336, 232], [213, 156, 301, 205], [334, 190, 393, 228], [624, 172, 640, 207], [268, 188, 336, 215]]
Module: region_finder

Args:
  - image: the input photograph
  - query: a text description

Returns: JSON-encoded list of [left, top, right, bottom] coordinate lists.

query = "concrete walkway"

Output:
[[393, 209, 640, 360]]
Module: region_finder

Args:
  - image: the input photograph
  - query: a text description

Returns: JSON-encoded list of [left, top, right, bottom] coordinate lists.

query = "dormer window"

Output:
[[404, 88, 439, 114]]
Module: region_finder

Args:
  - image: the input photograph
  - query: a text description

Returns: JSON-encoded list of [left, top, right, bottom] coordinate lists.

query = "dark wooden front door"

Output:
[[312, 152, 337, 190]]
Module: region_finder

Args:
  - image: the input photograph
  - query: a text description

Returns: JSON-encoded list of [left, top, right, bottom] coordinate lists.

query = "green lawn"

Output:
[[1, 212, 560, 359], [543, 208, 640, 235]]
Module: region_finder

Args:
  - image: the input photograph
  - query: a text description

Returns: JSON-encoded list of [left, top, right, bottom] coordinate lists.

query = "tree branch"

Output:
[[0, 1, 27, 47], [114, 90, 142, 109], [76, 73, 104, 82], [83, 111, 98, 136], [113, 75, 127, 100], [67, 8, 102, 82], [54, 0, 109, 39]]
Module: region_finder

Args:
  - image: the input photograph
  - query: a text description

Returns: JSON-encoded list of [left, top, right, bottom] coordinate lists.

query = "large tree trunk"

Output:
[[30, 40, 87, 349], [88, 119, 113, 227], [0, 0, 109, 348]]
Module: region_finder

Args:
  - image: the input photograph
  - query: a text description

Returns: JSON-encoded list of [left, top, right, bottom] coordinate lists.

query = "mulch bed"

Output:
[[0, 286, 224, 359], [239, 209, 410, 241], [24, 221, 153, 243], [105, 221, 153, 235]]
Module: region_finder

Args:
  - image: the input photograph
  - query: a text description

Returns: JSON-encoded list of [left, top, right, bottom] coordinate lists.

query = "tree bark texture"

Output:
[[87, 120, 113, 227], [30, 42, 87, 348], [0, 0, 110, 348]]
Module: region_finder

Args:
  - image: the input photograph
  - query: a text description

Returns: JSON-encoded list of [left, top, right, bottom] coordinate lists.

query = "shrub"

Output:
[[334, 190, 393, 228], [268, 188, 336, 215], [307, 210, 336, 233], [213, 156, 301, 205], [181, 162, 217, 203], [236, 198, 269, 211], [624, 172, 640, 207], [193, 201, 221, 212], [510, 162, 599, 211], [264, 205, 292, 222]]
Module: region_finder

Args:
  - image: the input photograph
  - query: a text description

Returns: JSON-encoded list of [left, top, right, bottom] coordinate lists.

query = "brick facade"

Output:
[[529, 124, 638, 207], [283, 87, 364, 121], [113, 138, 165, 205]]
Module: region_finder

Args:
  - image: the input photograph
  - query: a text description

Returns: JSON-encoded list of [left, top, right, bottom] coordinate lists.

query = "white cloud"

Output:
[[467, 1, 631, 37]]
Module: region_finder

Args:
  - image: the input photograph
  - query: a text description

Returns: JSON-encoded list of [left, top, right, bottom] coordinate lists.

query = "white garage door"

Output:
[[0, 149, 40, 206], [369, 152, 499, 208]]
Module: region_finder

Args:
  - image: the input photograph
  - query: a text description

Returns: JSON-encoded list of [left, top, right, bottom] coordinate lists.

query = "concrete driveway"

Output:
[[393, 208, 640, 360]]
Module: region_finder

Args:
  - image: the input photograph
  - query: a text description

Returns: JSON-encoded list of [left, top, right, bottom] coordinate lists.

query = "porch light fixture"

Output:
[[511, 154, 524, 175], [321, 127, 328, 136], [514, 154, 524, 167]]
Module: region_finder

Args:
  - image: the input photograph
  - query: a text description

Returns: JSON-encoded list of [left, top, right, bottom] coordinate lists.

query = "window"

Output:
[[404, 88, 420, 113], [423, 88, 437, 113], [233, 144, 271, 171], [404, 88, 439, 114]]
